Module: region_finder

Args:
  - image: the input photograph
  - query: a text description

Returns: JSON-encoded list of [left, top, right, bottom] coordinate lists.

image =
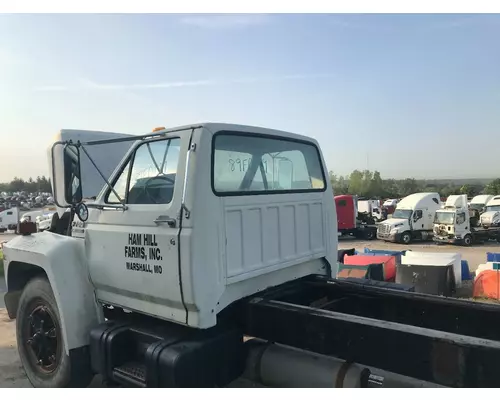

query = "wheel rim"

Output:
[[465, 236, 471, 245], [22, 302, 61, 374], [403, 234, 410, 244]]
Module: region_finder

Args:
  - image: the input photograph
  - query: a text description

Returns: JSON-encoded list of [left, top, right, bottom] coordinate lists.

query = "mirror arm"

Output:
[[79, 144, 126, 206]]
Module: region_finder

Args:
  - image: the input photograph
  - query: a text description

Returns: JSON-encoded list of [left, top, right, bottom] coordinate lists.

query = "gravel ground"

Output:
[[1, 234, 500, 388]]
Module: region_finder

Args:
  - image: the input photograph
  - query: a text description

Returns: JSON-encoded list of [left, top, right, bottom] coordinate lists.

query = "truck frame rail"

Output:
[[239, 276, 500, 387]]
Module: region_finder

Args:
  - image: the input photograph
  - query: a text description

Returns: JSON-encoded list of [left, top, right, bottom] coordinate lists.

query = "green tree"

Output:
[[348, 170, 364, 195], [484, 179, 500, 195]]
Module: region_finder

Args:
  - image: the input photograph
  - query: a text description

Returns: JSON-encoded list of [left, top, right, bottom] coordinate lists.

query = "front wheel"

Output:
[[16, 277, 93, 388], [400, 231, 412, 245], [364, 229, 375, 240], [463, 234, 472, 247]]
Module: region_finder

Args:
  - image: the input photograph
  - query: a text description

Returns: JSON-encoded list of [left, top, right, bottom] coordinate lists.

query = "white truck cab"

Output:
[[3, 123, 336, 388], [0, 207, 19, 232], [480, 196, 500, 228], [376, 192, 441, 244], [469, 194, 493, 215], [433, 195, 472, 245], [357, 199, 383, 222]]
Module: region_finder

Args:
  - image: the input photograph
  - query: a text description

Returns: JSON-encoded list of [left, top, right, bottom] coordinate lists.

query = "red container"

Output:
[[343, 254, 396, 282]]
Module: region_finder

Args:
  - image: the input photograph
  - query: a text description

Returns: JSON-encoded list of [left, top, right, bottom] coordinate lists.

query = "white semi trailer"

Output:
[[3, 123, 500, 388]]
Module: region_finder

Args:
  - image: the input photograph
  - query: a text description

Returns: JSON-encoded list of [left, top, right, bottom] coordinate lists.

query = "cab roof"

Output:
[[156, 122, 320, 146]]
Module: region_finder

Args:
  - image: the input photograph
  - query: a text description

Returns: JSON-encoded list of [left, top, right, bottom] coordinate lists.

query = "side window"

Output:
[[107, 138, 181, 205], [7, 211, 12, 216], [413, 210, 423, 221], [107, 159, 131, 204], [456, 212, 466, 225]]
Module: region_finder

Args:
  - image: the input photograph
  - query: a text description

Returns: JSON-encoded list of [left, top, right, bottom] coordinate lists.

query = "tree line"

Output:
[[0, 176, 52, 194], [330, 170, 500, 199]]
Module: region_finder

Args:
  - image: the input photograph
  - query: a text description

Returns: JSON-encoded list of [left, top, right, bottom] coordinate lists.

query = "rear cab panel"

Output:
[[185, 124, 337, 328]]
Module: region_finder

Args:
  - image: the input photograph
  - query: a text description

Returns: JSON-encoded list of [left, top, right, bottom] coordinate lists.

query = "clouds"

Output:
[[34, 73, 334, 92]]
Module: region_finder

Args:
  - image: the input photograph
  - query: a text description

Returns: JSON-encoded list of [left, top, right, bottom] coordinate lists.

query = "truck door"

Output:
[[85, 130, 193, 325], [455, 211, 468, 236], [412, 209, 424, 230]]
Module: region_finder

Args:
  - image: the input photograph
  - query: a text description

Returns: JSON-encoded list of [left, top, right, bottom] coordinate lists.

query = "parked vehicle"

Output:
[[0, 207, 19, 232], [479, 196, 500, 228], [335, 194, 377, 240], [433, 194, 500, 246], [5, 124, 500, 389], [357, 198, 384, 222], [377, 193, 441, 244], [382, 198, 398, 215], [469, 194, 494, 215]]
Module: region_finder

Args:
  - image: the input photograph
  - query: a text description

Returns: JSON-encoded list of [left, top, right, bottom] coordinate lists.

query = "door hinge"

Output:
[[190, 143, 196, 152]]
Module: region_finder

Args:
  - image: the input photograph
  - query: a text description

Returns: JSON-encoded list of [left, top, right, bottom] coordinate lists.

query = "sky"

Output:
[[0, 13, 499, 182]]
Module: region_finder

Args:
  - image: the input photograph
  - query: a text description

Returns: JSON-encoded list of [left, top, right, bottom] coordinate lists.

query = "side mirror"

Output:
[[63, 144, 83, 204]]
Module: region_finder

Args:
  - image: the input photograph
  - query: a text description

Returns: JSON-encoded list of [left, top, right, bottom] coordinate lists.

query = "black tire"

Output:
[[16, 277, 93, 388], [400, 231, 412, 245], [364, 229, 375, 240], [463, 234, 472, 247]]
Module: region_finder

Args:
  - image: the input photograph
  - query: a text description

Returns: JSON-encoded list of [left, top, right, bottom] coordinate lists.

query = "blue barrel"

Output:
[[487, 253, 500, 262], [461, 260, 471, 281]]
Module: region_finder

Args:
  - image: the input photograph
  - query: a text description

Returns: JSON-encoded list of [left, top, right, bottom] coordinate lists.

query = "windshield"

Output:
[[434, 211, 455, 224], [486, 205, 500, 212], [392, 209, 412, 219], [470, 203, 484, 211]]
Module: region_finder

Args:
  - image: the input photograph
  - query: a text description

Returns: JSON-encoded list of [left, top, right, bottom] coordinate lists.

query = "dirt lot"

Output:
[[1, 234, 500, 387]]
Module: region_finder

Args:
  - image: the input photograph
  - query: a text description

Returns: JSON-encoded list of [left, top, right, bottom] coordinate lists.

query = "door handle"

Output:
[[154, 215, 176, 227]]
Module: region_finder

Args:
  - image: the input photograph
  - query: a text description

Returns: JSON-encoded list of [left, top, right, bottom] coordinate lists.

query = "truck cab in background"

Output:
[[357, 198, 384, 222], [433, 195, 473, 246], [335, 194, 377, 240], [434, 195, 500, 246], [480, 196, 500, 228], [377, 193, 441, 244], [0, 207, 19, 232], [382, 198, 398, 214], [469, 194, 494, 216]]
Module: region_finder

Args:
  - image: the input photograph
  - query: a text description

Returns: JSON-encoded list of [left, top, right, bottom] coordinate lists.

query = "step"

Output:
[[112, 361, 147, 387]]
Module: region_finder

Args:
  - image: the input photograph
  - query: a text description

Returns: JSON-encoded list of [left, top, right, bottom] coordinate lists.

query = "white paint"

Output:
[[86, 123, 336, 328], [378, 193, 442, 238], [3, 232, 104, 352], [0, 208, 19, 230], [401, 251, 462, 288]]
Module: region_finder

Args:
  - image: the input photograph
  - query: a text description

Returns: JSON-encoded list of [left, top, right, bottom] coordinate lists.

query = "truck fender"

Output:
[[3, 232, 103, 353]]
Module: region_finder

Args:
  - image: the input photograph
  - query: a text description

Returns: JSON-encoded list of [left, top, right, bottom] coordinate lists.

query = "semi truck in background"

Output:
[[0, 207, 19, 232], [433, 194, 500, 246], [377, 193, 441, 244], [335, 194, 377, 240], [382, 198, 399, 215], [357, 198, 384, 222], [479, 196, 500, 228], [469, 194, 494, 215]]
